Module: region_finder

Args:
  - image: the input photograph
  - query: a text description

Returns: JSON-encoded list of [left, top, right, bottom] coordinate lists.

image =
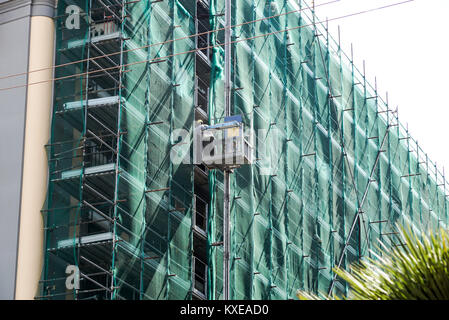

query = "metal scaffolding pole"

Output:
[[223, 0, 232, 301]]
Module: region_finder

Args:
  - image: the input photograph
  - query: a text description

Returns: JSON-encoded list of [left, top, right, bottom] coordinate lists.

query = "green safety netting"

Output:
[[40, 0, 448, 300], [42, 0, 195, 300], [207, 0, 449, 299]]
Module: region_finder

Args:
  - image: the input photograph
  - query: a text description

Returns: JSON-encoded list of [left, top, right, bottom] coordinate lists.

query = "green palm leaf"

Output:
[[297, 224, 449, 300]]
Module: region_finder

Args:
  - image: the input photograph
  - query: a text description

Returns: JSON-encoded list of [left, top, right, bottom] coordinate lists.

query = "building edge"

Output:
[[14, 0, 56, 300]]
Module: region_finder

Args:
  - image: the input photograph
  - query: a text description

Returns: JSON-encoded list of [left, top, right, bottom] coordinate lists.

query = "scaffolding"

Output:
[[39, 0, 210, 300], [39, 0, 449, 300]]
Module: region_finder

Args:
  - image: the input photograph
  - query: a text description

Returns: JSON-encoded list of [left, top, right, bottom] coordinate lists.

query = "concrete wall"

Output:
[[0, 0, 55, 300]]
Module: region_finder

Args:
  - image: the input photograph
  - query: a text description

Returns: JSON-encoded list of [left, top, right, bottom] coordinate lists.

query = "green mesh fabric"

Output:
[[42, 0, 195, 300], [207, 0, 449, 299], [41, 0, 448, 300]]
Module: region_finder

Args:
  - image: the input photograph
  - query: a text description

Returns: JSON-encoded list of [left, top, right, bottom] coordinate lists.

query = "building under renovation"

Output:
[[1, 0, 448, 300]]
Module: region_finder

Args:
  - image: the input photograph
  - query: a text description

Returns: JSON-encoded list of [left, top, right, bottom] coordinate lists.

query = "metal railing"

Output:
[[84, 137, 117, 167]]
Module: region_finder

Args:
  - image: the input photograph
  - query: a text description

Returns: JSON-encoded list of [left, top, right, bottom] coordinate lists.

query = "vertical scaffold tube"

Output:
[[223, 0, 232, 301]]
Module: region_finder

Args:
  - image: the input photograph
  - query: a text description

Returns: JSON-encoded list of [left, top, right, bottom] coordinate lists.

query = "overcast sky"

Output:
[[311, 0, 449, 174]]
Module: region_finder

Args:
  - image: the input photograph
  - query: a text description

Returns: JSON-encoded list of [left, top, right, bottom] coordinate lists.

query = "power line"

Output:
[[0, 0, 415, 93], [0, 0, 341, 81]]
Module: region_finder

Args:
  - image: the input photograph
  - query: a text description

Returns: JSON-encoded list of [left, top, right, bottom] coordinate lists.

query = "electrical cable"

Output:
[[0, 0, 341, 81], [0, 0, 415, 93]]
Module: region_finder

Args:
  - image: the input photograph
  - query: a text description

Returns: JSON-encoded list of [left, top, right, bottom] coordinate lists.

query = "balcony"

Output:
[[193, 195, 208, 238], [192, 256, 207, 299], [67, 21, 121, 50], [195, 76, 209, 123], [195, 1, 211, 64]]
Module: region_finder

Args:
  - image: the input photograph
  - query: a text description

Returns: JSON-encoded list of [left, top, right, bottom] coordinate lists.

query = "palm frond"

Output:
[[296, 224, 449, 300]]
